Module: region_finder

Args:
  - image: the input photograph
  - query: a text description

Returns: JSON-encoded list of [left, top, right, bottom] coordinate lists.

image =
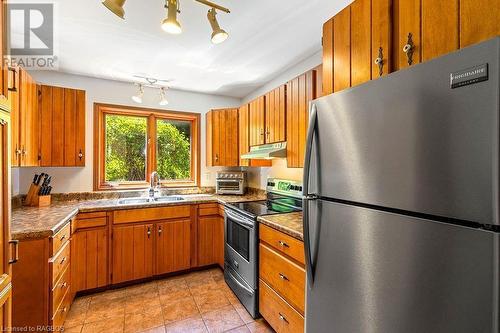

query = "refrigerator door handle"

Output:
[[303, 102, 319, 289]]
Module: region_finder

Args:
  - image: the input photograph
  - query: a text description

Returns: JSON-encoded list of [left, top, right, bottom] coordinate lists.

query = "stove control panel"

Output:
[[266, 178, 303, 198]]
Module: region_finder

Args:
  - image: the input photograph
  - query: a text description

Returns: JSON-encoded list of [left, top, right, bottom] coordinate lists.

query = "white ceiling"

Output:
[[11, 0, 350, 98]]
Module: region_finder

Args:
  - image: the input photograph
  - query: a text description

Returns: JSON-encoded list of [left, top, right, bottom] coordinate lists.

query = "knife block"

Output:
[[25, 184, 51, 207]]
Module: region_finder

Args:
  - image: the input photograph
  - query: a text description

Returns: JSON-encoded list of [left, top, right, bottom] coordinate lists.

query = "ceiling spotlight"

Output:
[[162, 0, 182, 34], [207, 8, 228, 44], [102, 0, 126, 19], [159, 88, 169, 106], [132, 84, 144, 103]]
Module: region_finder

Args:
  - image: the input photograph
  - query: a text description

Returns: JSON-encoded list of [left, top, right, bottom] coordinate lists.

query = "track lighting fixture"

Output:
[[207, 8, 228, 44], [159, 88, 169, 106], [132, 84, 144, 103], [102, 0, 230, 43], [102, 0, 126, 19], [162, 0, 182, 34]]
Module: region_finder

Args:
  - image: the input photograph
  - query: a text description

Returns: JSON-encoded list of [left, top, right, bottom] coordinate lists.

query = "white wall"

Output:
[[14, 71, 241, 194], [241, 51, 323, 188]]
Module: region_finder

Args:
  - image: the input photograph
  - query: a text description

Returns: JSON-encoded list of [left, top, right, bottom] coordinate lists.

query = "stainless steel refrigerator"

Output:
[[303, 37, 500, 333]]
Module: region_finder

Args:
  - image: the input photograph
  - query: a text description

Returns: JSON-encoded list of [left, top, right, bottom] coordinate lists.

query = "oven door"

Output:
[[224, 208, 257, 288], [217, 179, 243, 194]]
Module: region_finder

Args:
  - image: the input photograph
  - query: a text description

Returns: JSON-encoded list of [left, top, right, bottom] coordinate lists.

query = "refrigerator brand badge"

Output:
[[450, 64, 488, 89]]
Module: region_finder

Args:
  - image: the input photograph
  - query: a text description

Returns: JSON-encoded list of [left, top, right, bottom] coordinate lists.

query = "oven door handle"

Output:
[[226, 267, 254, 295], [225, 209, 254, 229]]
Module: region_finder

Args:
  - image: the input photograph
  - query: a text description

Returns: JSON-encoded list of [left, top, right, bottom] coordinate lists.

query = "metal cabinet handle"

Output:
[[374, 47, 384, 77], [62, 307, 68, 313], [278, 240, 289, 248], [260, 128, 264, 136], [147, 227, 151, 238], [278, 273, 289, 281], [215, 154, 219, 162], [8, 67, 17, 92], [78, 149, 84, 160], [403, 33, 415, 66], [9, 240, 19, 264], [279, 313, 289, 324], [60, 257, 67, 265], [266, 127, 270, 140], [61, 282, 68, 288], [60, 234, 66, 241], [158, 226, 162, 236]]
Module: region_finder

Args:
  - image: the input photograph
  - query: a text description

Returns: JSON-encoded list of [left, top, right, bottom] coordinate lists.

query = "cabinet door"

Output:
[[371, 0, 392, 78], [421, 0, 459, 61], [9, 69, 19, 166], [0, 0, 8, 103], [19, 69, 38, 167], [286, 70, 316, 168], [222, 108, 239, 166], [397, 0, 421, 69], [460, 0, 500, 48], [156, 219, 191, 275], [71, 228, 108, 292], [333, 6, 351, 92], [249, 96, 265, 146], [265, 85, 286, 144], [238, 104, 250, 167], [351, 0, 371, 86], [322, 18, 334, 96], [197, 216, 222, 267], [112, 224, 153, 284]]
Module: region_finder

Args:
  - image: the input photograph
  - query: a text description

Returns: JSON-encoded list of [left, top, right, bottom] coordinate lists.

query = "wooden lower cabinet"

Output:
[[156, 219, 191, 275], [197, 203, 224, 268], [112, 223, 154, 284], [12, 220, 72, 331], [259, 225, 305, 333]]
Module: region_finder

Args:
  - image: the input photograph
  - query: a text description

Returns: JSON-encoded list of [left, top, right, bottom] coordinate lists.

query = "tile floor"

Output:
[[64, 268, 274, 333]]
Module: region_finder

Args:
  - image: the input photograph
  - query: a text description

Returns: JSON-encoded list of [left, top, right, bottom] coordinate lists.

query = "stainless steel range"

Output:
[[223, 178, 303, 318]]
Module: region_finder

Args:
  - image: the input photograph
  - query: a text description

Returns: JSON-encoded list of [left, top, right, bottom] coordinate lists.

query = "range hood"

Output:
[[240, 142, 287, 160]]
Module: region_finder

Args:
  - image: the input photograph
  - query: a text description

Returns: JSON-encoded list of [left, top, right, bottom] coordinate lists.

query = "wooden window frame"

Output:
[[94, 103, 201, 191]]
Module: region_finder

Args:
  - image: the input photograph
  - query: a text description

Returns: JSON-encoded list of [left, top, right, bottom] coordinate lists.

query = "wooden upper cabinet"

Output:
[[460, 0, 500, 48], [249, 96, 266, 147], [333, 6, 352, 92], [371, 0, 392, 78], [0, 0, 9, 106], [351, 0, 372, 86], [286, 70, 316, 168], [265, 85, 286, 144], [39, 85, 86, 167], [10, 68, 38, 167], [156, 219, 191, 275], [238, 104, 272, 167], [206, 108, 239, 167], [322, 19, 334, 96], [397, 0, 422, 69]]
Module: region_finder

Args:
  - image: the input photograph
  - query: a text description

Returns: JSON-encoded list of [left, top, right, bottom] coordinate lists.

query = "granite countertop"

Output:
[[257, 212, 304, 241], [11, 193, 266, 241]]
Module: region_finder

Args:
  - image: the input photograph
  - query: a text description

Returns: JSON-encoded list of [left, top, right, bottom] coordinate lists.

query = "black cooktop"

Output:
[[227, 200, 301, 218]]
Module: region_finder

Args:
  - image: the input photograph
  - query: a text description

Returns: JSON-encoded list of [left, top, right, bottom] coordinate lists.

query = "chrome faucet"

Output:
[[149, 171, 160, 198]]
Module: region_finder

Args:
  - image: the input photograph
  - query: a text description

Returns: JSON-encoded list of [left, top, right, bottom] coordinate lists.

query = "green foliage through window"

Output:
[[157, 119, 191, 180]]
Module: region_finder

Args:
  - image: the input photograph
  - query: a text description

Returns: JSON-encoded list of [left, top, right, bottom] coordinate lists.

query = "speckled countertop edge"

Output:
[[257, 212, 304, 241], [11, 194, 266, 241]]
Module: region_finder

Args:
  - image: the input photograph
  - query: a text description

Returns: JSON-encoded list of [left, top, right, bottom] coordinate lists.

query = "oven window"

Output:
[[226, 219, 250, 261]]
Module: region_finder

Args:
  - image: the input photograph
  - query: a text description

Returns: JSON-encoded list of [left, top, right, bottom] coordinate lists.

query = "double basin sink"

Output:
[[117, 194, 212, 205]]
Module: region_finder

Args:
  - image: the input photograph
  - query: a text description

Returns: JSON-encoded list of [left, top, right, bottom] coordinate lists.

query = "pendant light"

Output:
[[102, 0, 126, 19], [132, 84, 144, 103], [207, 8, 228, 44], [161, 0, 182, 34], [159, 87, 169, 106]]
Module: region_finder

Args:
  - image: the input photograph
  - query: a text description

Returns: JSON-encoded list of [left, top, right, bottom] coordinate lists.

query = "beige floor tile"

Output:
[[124, 306, 165, 333], [224, 289, 241, 306], [64, 297, 90, 328], [233, 303, 254, 324], [157, 275, 186, 288], [159, 289, 192, 306], [193, 289, 231, 313], [158, 279, 189, 296], [125, 291, 162, 314], [81, 316, 125, 333], [226, 325, 251, 333], [246, 319, 274, 333], [162, 297, 200, 324], [126, 281, 159, 297], [91, 288, 128, 304], [85, 298, 126, 323], [140, 326, 167, 333], [165, 314, 208, 333], [185, 271, 214, 288], [189, 280, 220, 296], [202, 305, 244, 333]]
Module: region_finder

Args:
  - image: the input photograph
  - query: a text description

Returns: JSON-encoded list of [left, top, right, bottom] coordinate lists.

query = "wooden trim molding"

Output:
[[93, 103, 201, 191]]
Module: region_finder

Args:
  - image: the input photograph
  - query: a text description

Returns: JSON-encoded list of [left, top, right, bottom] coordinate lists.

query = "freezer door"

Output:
[[309, 38, 500, 225], [305, 200, 499, 333]]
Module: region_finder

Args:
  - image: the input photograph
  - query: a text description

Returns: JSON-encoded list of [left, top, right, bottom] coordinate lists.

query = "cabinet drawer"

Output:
[[259, 243, 305, 314], [77, 211, 107, 220], [198, 203, 219, 216], [73, 216, 107, 231], [51, 264, 70, 317], [113, 205, 191, 224], [259, 279, 304, 333], [51, 222, 71, 256], [260, 224, 304, 265], [50, 241, 70, 284], [52, 286, 71, 329]]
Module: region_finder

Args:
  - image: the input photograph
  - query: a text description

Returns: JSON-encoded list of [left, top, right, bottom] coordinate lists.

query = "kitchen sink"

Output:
[[117, 197, 151, 205], [153, 196, 185, 202]]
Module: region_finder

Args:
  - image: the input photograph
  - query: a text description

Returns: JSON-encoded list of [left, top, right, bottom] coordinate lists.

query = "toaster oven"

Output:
[[216, 171, 247, 195]]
